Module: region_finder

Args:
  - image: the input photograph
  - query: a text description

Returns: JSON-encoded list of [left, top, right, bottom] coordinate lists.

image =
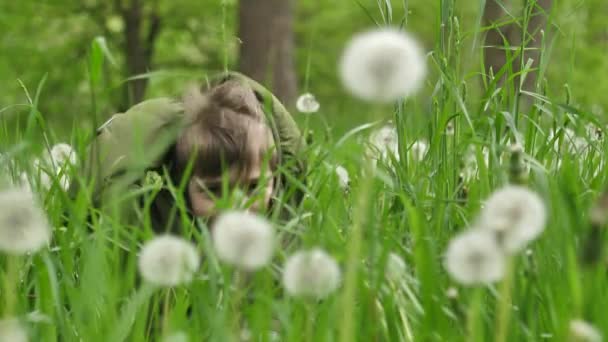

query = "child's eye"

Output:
[[204, 184, 222, 195], [248, 182, 259, 190]]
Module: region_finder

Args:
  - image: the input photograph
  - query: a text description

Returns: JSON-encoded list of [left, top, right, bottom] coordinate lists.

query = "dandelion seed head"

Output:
[[411, 140, 428, 161], [31, 159, 52, 190], [444, 229, 505, 285], [335, 165, 350, 190], [368, 124, 399, 161], [569, 319, 602, 342], [296, 93, 320, 113], [282, 248, 341, 299], [385, 252, 407, 282], [0, 188, 51, 255], [138, 235, 200, 287], [339, 28, 426, 102], [462, 146, 490, 182], [49, 143, 77, 168], [550, 128, 590, 154], [477, 185, 547, 253], [446, 286, 459, 299], [0, 318, 28, 342], [212, 211, 275, 271]]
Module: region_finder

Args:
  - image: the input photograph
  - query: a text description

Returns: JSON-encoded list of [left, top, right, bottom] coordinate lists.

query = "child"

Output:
[[78, 72, 306, 232]]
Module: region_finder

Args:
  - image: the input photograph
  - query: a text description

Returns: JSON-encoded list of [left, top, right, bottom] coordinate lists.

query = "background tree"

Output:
[[238, 0, 297, 105], [482, 0, 553, 91]]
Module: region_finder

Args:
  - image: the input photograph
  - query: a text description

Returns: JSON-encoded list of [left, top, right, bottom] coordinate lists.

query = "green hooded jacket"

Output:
[[79, 72, 305, 231]]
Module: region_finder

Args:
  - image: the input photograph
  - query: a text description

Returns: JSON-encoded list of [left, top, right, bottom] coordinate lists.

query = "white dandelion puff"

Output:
[[444, 229, 505, 285], [138, 235, 200, 287], [282, 248, 341, 299], [0, 188, 51, 255], [569, 319, 602, 342], [550, 128, 589, 155], [48, 143, 77, 168], [31, 159, 52, 190], [296, 93, 320, 113], [339, 28, 427, 102], [446, 287, 459, 299], [462, 146, 490, 182], [335, 165, 350, 190], [385, 252, 407, 282], [46, 143, 77, 191], [477, 185, 547, 253], [0, 318, 28, 342], [410, 140, 428, 161], [586, 123, 603, 142], [368, 124, 399, 161], [212, 211, 275, 271]]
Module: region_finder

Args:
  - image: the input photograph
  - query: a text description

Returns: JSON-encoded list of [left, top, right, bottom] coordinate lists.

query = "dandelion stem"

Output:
[[465, 288, 483, 342], [2, 255, 19, 316], [495, 258, 515, 342], [231, 270, 245, 341], [339, 161, 374, 342], [305, 301, 315, 342], [162, 289, 171, 335]]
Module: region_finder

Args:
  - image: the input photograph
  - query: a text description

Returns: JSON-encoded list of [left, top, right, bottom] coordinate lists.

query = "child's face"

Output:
[[187, 123, 275, 218]]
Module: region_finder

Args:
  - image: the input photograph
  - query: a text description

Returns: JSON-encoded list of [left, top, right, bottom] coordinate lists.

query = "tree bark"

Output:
[[119, 0, 161, 108], [238, 0, 297, 105], [482, 0, 552, 90], [515, 0, 552, 91], [482, 0, 514, 82]]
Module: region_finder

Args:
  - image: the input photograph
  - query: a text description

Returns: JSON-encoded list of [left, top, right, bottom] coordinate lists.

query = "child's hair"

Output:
[[174, 79, 278, 182]]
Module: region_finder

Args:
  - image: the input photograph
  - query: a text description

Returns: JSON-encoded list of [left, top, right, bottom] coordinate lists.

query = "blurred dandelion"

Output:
[[568, 319, 602, 342], [31, 159, 52, 190], [462, 146, 490, 182], [0, 318, 27, 342], [368, 124, 399, 161], [444, 229, 505, 285], [212, 211, 275, 271], [477, 185, 547, 253], [335, 165, 350, 190], [550, 128, 589, 154], [586, 123, 603, 141], [138, 235, 200, 287], [48, 143, 77, 168], [446, 286, 459, 299], [296, 93, 320, 113], [283, 248, 341, 299], [0, 188, 51, 255], [385, 252, 407, 282], [410, 140, 428, 162], [339, 28, 426, 102]]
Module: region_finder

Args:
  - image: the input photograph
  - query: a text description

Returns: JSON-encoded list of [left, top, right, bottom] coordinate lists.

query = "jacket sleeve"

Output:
[[79, 98, 185, 201]]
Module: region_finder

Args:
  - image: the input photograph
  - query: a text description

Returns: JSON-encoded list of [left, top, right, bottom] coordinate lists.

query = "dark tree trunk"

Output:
[[238, 0, 297, 105], [482, 0, 514, 82], [513, 0, 552, 91], [118, 0, 161, 108], [482, 0, 552, 90]]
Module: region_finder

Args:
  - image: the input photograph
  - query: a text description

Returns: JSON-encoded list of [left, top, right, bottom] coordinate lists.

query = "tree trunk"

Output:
[[482, 0, 514, 82], [120, 0, 161, 108], [238, 0, 297, 105], [515, 0, 552, 91]]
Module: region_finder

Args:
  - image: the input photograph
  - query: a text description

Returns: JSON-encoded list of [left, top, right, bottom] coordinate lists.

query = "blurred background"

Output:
[[0, 0, 606, 139]]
